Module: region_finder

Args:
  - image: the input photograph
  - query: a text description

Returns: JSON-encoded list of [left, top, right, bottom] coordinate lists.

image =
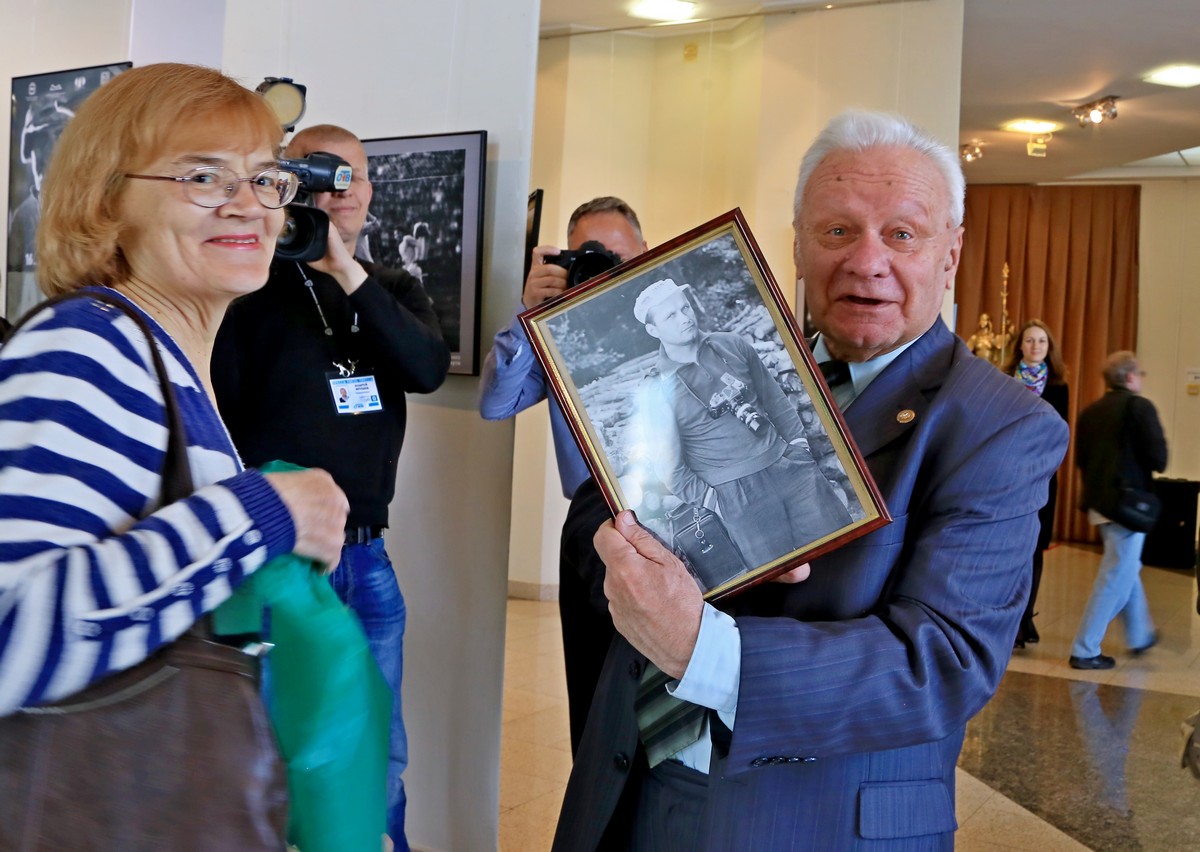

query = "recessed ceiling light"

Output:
[[1002, 119, 1061, 135], [630, 0, 697, 21], [1144, 64, 1200, 88]]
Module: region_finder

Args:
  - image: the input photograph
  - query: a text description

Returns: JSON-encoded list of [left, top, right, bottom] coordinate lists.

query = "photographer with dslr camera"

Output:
[[213, 123, 449, 852], [480, 196, 646, 755]]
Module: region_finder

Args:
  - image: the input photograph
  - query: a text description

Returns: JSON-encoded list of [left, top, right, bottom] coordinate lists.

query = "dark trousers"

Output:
[[560, 478, 618, 756], [1022, 546, 1044, 627], [629, 760, 707, 851], [558, 553, 616, 755]]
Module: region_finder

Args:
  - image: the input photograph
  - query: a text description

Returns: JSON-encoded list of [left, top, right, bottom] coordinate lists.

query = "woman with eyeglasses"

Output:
[[1003, 319, 1070, 648], [0, 63, 349, 848]]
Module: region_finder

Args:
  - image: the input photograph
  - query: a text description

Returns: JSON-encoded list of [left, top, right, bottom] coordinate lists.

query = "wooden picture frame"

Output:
[[521, 209, 889, 601], [360, 130, 486, 375]]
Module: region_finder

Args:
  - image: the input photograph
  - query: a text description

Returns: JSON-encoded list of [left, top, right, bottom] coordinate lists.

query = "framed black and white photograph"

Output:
[[360, 130, 486, 375], [521, 209, 889, 601], [7, 62, 131, 319]]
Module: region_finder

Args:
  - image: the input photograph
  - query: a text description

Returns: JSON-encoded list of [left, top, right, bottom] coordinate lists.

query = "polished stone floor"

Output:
[[500, 544, 1200, 850]]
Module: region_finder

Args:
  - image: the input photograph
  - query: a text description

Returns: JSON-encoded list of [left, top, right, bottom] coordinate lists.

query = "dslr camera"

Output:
[[545, 240, 621, 288], [274, 151, 352, 263], [708, 374, 762, 433]]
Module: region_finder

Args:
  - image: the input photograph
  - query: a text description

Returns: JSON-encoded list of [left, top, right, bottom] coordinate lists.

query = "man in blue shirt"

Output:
[[480, 196, 646, 753]]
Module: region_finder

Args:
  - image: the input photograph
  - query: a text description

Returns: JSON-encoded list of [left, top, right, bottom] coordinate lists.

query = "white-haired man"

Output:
[[553, 111, 1069, 850]]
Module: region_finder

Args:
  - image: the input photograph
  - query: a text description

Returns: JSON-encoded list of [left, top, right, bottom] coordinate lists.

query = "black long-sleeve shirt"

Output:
[[213, 259, 450, 527]]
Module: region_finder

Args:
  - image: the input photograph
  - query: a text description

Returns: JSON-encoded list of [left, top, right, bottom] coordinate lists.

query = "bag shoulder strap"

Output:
[[5, 289, 194, 502], [1114, 392, 1151, 492]]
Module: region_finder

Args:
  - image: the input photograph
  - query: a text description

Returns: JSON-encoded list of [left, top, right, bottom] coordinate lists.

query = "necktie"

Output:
[[818, 358, 854, 408], [819, 358, 850, 387], [634, 662, 706, 768]]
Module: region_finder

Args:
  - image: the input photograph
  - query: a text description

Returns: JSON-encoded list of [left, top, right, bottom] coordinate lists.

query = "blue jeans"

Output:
[[1071, 522, 1155, 658], [329, 538, 409, 851]]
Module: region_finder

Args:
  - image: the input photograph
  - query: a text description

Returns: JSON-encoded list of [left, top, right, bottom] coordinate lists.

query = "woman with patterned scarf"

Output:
[[1004, 319, 1070, 648]]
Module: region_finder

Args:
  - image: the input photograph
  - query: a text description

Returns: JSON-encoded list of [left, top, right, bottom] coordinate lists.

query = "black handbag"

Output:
[[0, 290, 288, 851], [1111, 487, 1161, 533], [669, 503, 750, 592]]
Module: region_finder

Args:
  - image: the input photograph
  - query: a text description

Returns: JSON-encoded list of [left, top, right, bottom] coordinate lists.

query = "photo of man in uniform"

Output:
[[635, 278, 852, 577]]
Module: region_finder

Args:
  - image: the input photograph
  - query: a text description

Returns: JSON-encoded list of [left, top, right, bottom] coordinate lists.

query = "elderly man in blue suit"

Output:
[[552, 111, 1070, 850]]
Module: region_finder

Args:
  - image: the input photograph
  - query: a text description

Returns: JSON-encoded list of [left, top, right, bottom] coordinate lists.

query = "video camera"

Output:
[[274, 151, 352, 263], [545, 240, 621, 289]]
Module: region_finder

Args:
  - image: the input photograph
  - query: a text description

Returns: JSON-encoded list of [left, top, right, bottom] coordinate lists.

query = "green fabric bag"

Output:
[[214, 461, 391, 852]]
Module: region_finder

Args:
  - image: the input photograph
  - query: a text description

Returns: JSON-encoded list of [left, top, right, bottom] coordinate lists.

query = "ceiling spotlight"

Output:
[[1073, 96, 1119, 127], [959, 141, 984, 163]]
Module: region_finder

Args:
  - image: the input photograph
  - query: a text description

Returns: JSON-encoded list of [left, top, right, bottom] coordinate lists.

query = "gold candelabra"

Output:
[[966, 262, 1016, 368]]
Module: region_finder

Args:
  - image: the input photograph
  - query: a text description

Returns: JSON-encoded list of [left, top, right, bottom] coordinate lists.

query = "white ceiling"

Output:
[[538, 0, 1200, 184]]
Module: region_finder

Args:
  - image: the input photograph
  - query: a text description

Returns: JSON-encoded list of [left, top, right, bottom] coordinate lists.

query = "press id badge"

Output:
[[329, 373, 384, 415]]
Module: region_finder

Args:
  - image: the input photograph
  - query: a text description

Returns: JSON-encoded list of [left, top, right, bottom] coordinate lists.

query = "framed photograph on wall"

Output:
[[7, 62, 131, 319], [360, 131, 486, 375], [521, 209, 889, 601]]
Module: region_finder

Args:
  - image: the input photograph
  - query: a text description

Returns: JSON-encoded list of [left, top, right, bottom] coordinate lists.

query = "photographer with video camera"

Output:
[[213, 123, 449, 852], [479, 196, 646, 755]]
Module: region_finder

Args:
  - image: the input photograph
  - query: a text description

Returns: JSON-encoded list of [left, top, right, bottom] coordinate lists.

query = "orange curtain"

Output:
[[955, 184, 1141, 543]]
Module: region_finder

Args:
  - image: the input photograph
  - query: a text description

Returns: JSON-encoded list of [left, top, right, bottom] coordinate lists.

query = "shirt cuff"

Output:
[[668, 603, 740, 718], [493, 306, 533, 365]]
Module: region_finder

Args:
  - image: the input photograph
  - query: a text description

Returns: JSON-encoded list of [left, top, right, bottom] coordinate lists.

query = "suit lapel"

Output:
[[841, 320, 955, 460]]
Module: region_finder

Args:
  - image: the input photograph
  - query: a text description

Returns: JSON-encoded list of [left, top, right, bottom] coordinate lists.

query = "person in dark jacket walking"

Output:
[[1069, 350, 1167, 670]]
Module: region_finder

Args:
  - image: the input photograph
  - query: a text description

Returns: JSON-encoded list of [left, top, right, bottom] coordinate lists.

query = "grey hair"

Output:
[[793, 110, 965, 227], [1101, 350, 1139, 389]]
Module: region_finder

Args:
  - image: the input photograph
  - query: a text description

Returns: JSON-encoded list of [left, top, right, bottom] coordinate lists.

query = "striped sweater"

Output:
[[0, 288, 294, 714]]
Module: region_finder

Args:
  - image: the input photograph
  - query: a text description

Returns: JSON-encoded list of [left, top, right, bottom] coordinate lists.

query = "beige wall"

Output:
[[510, 0, 965, 593], [1135, 180, 1200, 481], [754, 0, 963, 303]]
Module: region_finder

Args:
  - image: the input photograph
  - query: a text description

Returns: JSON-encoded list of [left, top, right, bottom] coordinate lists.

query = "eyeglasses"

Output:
[[125, 166, 300, 209]]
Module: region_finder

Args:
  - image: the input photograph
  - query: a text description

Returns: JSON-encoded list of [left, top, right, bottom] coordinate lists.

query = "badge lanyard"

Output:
[[297, 262, 383, 415]]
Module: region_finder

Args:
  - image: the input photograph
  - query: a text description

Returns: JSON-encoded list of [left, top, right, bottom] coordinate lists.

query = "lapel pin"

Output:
[[896, 409, 916, 424]]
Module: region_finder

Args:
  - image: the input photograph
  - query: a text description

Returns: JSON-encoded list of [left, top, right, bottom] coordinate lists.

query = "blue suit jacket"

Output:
[[552, 320, 1070, 850]]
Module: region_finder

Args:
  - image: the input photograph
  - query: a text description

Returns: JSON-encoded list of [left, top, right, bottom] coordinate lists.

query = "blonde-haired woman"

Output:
[[0, 63, 349, 848]]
